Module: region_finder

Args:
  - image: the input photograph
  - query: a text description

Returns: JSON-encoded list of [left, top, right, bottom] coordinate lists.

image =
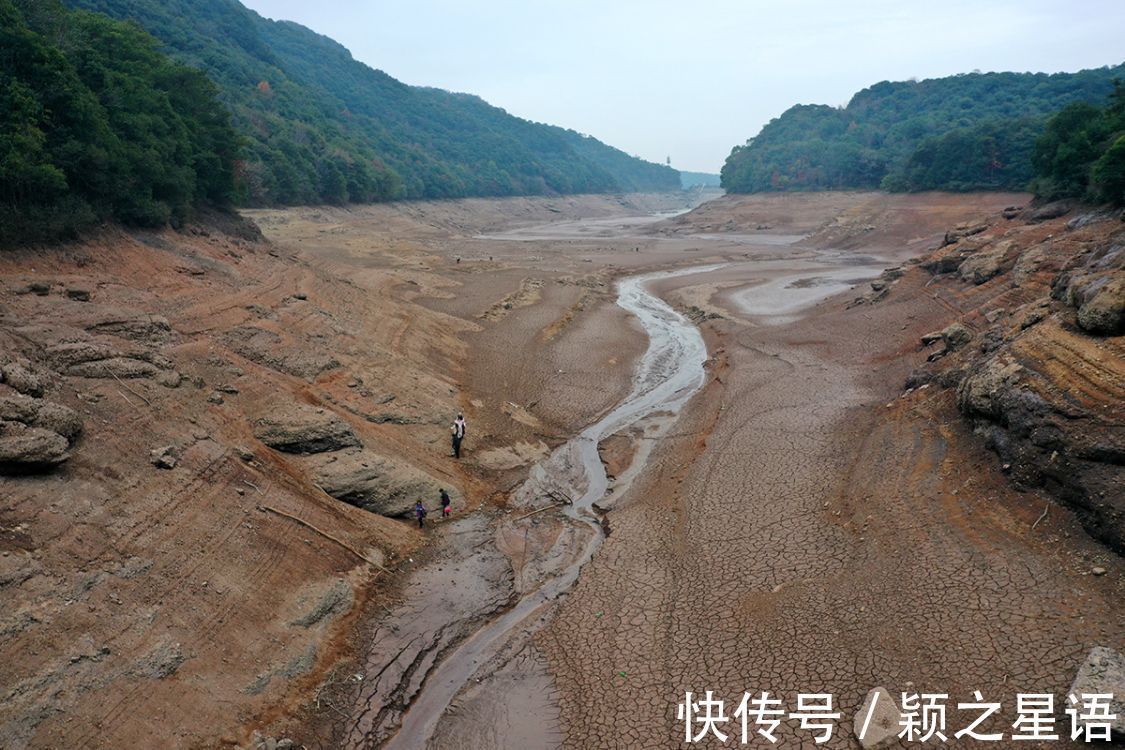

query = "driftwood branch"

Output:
[[1031, 503, 1050, 531], [109, 369, 151, 406], [258, 504, 391, 574], [513, 503, 565, 521]]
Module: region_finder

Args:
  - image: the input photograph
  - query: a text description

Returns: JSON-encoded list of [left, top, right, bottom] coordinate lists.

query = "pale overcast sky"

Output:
[[239, 0, 1124, 173]]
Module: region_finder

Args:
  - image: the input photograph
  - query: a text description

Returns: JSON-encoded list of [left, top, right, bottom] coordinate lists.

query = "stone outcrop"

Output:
[[0, 356, 47, 397], [904, 207, 1124, 552], [0, 422, 71, 471], [1068, 647, 1125, 736], [254, 405, 360, 454], [304, 449, 442, 517], [223, 326, 340, 380], [45, 340, 172, 379], [0, 395, 83, 472]]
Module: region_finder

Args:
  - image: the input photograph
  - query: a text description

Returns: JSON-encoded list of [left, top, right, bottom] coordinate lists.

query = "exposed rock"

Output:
[[156, 371, 182, 388], [854, 687, 901, 750], [942, 222, 987, 246], [958, 241, 1013, 285], [66, 287, 92, 302], [207, 391, 225, 405], [1027, 200, 1074, 222], [150, 446, 177, 470], [1068, 647, 1124, 735], [958, 351, 1123, 550], [940, 322, 973, 350], [25, 281, 51, 296], [45, 341, 170, 379], [1076, 277, 1124, 335], [904, 368, 934, 390], [68, 358, 161, 379], [0, 422, 70, 471], [1067, 210, 1115, 231], [1002, 205, 1021, 220], [1020, 307, 1048, 330], [305, 449, 439, 517], [254, 406, 360, 454], [83, 309, 172, 341], [0, 358, 47, 397], [223, 326, 339, 380], [139, 639, 186, 679], [0, 395, 83, 440], [920, 331, 944, 346], [290, 579, 353, 627], [957, 356, 1024, 421]]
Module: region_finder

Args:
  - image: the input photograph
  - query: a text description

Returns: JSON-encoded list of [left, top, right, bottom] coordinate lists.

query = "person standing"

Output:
[[450, 413, 466, 459], [414, 500, 427, 528], [440, 489, 451, 518]]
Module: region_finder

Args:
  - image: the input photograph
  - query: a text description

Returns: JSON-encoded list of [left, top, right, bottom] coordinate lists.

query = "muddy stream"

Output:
[[376, 263, 721, 749]]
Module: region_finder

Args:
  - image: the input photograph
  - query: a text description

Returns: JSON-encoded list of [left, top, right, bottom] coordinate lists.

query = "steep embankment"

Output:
[[852, 201, 1124, 551], [63, 0, 680, 204], [0, 213, 482, 747]]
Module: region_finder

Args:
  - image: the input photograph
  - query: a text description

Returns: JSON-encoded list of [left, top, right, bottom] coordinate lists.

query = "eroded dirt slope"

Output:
[[0, 213, 481, 748]]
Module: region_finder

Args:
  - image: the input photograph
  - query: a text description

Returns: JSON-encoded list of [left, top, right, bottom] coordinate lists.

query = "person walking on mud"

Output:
[[414, 500, 427, 528], [450, 413, 466, 459], [440, 488, 451, 518]]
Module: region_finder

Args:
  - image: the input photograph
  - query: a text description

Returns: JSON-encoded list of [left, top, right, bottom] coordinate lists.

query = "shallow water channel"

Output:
[[382, 263, 721, 749]]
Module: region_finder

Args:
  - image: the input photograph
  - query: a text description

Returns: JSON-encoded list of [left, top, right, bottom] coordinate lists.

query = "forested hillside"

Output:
[[1, 0, 239, 245], [1031, 84, 1125, 205], [721, 65, 1125, 195], [64, 0, 680, 205]]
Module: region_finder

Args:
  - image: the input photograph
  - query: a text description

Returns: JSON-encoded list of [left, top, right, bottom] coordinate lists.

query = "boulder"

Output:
[[66, 286, 92, 302], [306, 450, 440, 517], [156, 371, 183, 388], [958, 241, 1012, 285], [0, 358, 46, 397], [1076, 277, 1125, 335], [0, 395, 83, 440], [941, 322, 973, 350], [920, 331, 944, 347], [854, 687, 901, 750], [942, 222, 987, 246], [254, 406, 360, 454], [1068, 647, 1124, 736], [0, 421, 70, 471], [1028, 200, 1074, 222], [957, 357, 1023, 421], [150, 446, 177, 470]]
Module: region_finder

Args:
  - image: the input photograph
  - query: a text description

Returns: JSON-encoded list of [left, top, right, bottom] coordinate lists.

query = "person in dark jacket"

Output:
[[440, 489, 452, 518], [414, 500, 427, 528]]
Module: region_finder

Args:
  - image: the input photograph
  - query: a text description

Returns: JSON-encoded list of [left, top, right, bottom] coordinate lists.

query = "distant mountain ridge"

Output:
[[721, 64, 1125, 195], [64, 0, 680, 205]]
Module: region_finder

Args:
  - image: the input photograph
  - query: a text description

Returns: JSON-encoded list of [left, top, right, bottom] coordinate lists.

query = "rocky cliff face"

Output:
[[887, 203, 1123, 552]]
